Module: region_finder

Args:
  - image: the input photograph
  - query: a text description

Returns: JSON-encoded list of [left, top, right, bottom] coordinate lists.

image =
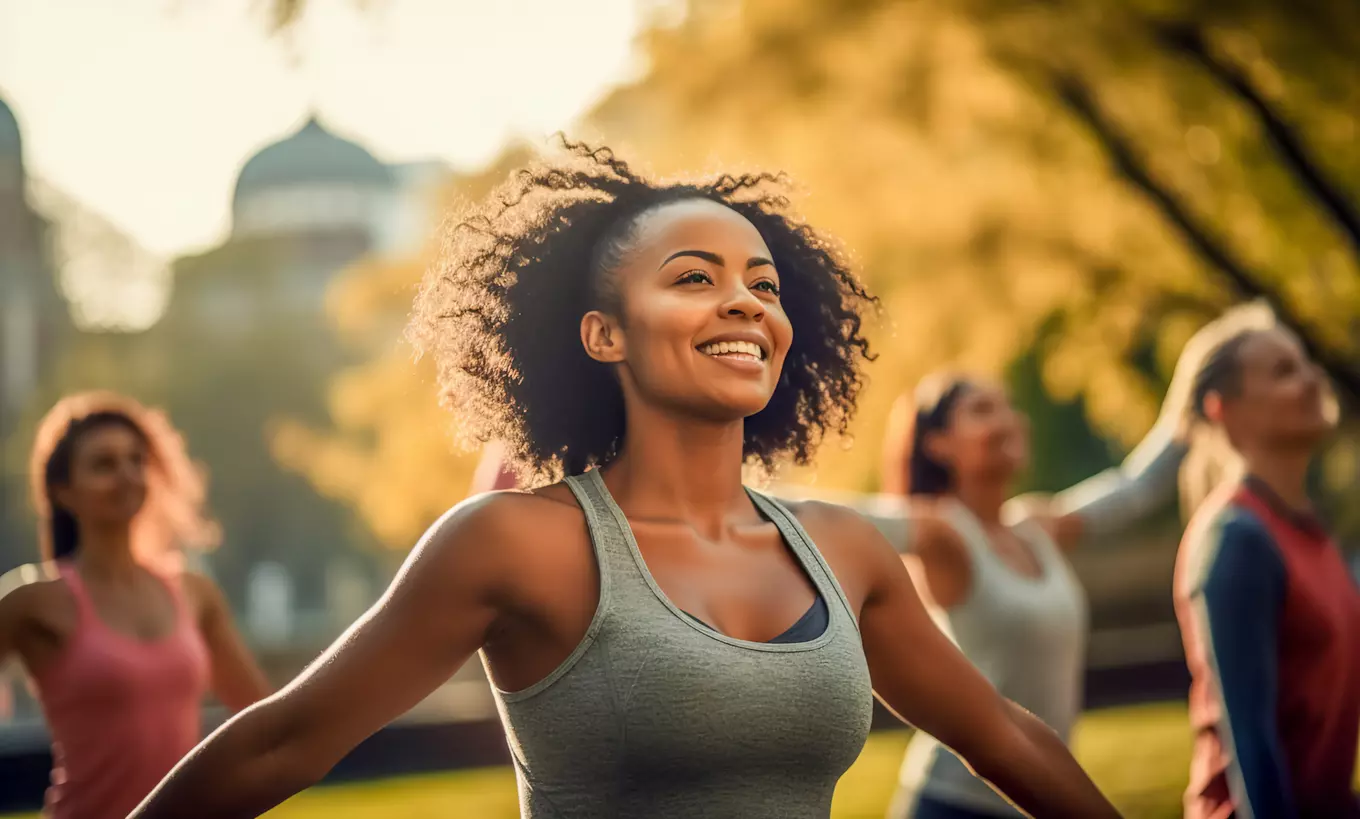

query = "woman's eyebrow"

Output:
[[658, 249, 722, 269]]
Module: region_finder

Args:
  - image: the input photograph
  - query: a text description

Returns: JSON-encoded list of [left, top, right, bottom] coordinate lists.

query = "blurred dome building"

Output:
[[164, 115, 438, 328], [231, 117, 395, 240], [147, 114, 447, 635]]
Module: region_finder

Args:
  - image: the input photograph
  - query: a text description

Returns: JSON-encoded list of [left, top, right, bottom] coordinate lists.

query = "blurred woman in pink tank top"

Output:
[[0, 392, 270, 819]]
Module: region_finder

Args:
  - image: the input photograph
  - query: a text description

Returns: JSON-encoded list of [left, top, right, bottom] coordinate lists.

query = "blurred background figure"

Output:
[[1174, 307, 1360, 818], [861, 309, 1277, 818], [876, 368, 1186, 819], [0, 392, 269, 819]]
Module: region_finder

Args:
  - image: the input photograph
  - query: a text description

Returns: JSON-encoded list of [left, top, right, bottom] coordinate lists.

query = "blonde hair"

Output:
[[1175, 301, 1279, 518]]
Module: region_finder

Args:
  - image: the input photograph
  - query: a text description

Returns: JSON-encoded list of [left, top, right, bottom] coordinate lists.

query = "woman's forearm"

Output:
[[974, 702, 1121, 819], [1052, 418, 1187, 544], [130, 703, 321, 819]]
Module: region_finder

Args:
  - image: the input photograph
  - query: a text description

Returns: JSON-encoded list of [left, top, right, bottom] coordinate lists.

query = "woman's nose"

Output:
[[720, 284, 765, 321]]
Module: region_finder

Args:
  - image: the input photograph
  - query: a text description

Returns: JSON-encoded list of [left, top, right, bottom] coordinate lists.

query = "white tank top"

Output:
[[893, 500, 1089, 817]]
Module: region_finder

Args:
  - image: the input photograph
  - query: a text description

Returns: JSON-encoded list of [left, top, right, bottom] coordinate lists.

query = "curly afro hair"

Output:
[[408, 137, 877, 484]]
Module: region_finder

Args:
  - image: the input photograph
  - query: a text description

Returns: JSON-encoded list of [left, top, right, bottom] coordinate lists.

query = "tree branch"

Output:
[[1047, 71, 1360, 406], [1154, 23, 1360, 262], [1040, 236, 1229, 319]]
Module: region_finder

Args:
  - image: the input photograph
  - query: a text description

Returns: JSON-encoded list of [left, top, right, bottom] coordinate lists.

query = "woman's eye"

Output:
[[753, 280, 780, 295], [676, 270, 713, 285]]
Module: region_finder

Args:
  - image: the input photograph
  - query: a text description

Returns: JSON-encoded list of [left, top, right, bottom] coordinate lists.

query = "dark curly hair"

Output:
[[408, 138, 877, 484]]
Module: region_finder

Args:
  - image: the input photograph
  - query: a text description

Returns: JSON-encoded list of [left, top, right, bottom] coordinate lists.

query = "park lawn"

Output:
[[7, 701, 1340, 819], [265, 702, 1194, 819]]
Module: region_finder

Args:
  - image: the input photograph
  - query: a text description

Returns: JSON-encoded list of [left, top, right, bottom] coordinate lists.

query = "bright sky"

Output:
[[0, 0, 647, 257]]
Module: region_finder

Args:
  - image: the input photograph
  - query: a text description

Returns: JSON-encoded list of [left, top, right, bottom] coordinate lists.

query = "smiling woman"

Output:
[[129, 138, 1121, 819], [405, 139, 875, 483]]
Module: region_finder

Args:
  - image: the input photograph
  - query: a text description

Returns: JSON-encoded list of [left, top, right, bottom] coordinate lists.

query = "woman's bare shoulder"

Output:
[[779, 494, 958, 550], [456, 483, 582, 534], [419, 484, 588, 570], [0, 563, 72, 629], [778, 499, 907, 591]]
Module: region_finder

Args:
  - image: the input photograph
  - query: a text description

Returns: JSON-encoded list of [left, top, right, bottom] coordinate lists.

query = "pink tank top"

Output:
[[31, 563, 210, 819]]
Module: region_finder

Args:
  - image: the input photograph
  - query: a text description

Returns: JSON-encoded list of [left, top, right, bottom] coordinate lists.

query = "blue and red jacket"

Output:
[[1176, 477, 1360, 819]]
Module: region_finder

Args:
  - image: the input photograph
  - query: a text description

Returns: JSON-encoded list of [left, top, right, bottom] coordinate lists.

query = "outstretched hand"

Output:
[[1004, 492, 1087, 550], [1002, 492, 1052, 526]]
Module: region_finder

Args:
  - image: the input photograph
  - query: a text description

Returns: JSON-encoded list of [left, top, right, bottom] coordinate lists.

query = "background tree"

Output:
[[271, 0, 1360, 546], [583, 0, 1360, 505], [271, 146, 535, 549]]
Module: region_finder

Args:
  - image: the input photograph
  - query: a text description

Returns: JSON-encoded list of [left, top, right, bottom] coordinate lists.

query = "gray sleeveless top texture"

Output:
[[481, 469, 875, 818], [891, 501, 1088, 818]]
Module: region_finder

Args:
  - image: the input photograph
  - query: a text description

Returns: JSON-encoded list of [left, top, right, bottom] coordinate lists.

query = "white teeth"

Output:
[[699, 341, 765, 360]]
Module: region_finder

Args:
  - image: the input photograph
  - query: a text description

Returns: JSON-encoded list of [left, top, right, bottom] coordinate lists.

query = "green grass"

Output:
[[0, 702, 1263, 818]]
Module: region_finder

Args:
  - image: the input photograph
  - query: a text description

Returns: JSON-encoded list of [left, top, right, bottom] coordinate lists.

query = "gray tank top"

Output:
[[892, 501, 1088, 817], [482, 469, 874, 818]]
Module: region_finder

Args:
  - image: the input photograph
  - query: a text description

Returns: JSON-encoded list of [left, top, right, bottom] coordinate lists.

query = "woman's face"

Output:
[[929, 382, 1029, 483], [583, 199, 794, 421], [1222, 329, 1334, 449], [55, 423, 149, 532]]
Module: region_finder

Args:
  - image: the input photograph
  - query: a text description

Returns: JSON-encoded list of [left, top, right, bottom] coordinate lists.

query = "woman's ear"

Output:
[[1202, 390, 1225, 425], [51, 484, 74, 516], [581, 311, 626, 364], [922, 430, 952, 467]]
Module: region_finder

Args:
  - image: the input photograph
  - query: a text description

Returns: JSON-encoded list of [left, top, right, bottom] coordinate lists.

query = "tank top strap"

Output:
[[55, 561, 98, 626], [939, 500, 1000, 577], [945, 501, 1070, 591], [745, 489, 859, 631], [562, 470, 637, 604], [147, 567, 196, 628], [56, 561, 195, 634], [1011, 517, 1066, 573]]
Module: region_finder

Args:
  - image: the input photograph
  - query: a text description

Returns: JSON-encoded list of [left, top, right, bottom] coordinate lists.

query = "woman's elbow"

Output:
[[962, 701, 1061, 784], [238, 696, 339, 788], [253, 704, 336, 790]]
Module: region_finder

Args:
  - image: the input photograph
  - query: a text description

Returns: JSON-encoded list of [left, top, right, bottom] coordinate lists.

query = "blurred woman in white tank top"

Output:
[[870, 376, 1135, 816], [772, 370, 1190, 817], [872, 350, 1209, 818]]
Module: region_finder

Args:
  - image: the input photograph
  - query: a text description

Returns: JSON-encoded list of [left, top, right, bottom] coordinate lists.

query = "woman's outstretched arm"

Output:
[[1037, 419, 1188, 549], [129, 496, 521, 819], [1015, 309, 1266, 550], [184, 572, 271, 712]]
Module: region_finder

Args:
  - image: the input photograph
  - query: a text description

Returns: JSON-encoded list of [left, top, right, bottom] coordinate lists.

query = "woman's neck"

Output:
[[606, 402, 752, 540], [73, 524, 140, 579], [1241, 446, 1314, 512], [952, 479, 1009, 527]]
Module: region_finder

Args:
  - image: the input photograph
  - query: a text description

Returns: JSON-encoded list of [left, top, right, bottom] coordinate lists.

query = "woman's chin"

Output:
[[691, 386, 776, 421]]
